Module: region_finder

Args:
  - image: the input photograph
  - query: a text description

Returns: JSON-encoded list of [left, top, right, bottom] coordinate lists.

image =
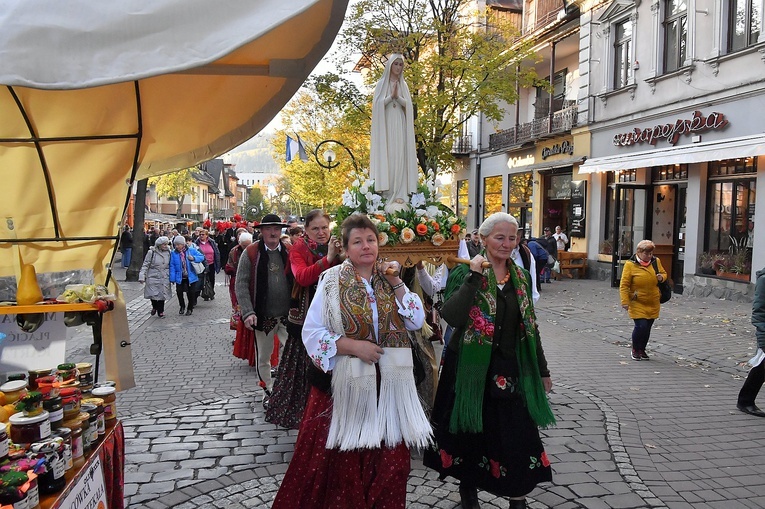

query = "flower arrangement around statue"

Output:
[[333, 175, 466, 247]]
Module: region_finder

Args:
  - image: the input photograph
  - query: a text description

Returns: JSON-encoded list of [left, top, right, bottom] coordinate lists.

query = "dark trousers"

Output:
[[203, 268, 216, 299], [176, 278, 198, 310], [738, 361, 765, 406], [632, 318, 655, 350], [150, 299, 165, 313]]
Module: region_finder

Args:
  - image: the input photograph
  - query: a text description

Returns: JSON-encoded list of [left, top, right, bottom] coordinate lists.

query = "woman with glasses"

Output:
[[620, 239, 667, 361]]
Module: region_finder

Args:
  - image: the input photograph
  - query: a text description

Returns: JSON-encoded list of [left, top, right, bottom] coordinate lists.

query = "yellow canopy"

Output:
[[0, 0, 348, 388]]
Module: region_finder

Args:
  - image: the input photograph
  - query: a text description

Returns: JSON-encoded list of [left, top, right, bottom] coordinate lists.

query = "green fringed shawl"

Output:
[[445, 259, 556, 432]]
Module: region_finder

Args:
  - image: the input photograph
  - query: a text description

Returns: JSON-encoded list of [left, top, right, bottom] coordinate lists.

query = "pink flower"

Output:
[[440, 449, 453, 468], [494, 375, 507, 390], [490, 459, 501, 478], [485, 323, 495, 336], [468, 306, 481, 320], [473, 316, 485, 331]]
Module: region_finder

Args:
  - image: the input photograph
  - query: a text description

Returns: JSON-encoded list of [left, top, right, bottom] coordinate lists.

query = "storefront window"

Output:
[[483, 176, 503, 220], [651, 164, 688, 181], [616, 169, 636, 182], [507, 172, 533, 235], [709, 157, 757, 176], [707, 180, 755, 250], [456, 179, 469, 223]]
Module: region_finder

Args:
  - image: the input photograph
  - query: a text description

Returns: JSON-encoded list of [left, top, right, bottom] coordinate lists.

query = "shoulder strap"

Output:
[[519, 244, 531, 271], [651, 257, 659, 274]]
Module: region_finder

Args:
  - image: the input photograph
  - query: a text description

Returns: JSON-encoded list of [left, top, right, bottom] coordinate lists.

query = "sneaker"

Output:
[[631, 349, 641, 361], [640, 350, 650, 360]]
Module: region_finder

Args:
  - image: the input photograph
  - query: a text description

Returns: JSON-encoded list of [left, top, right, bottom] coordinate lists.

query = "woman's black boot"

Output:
[[459, 483, 480, 509], [507, 498, 527, 509]]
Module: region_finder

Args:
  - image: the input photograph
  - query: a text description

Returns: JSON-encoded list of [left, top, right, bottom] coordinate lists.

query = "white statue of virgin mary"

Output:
[[370, 54, 419, 213]]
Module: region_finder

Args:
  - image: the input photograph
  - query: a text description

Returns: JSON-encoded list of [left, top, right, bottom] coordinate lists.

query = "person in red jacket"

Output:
[[265, 209, 342, 428]]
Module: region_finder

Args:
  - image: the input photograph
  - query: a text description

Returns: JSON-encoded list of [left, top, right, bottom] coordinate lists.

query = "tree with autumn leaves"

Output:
[[274, 0, 543, 212], [148, 168, 197, 219]]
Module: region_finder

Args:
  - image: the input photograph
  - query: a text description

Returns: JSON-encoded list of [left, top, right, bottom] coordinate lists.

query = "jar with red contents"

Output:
[[34, 375, 60, 400], [27, 369, 52, 391], [9, 410, 51, 447], [60, 387, 81, 420]]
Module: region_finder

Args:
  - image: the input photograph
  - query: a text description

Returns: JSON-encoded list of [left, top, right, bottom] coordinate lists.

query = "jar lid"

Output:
[[81, 403, 97, 414], [43, 396, 62, 406], [92, 386, 115, 396], [9, 410, 49, 425], [53, 427, 72, 439], [0, 380, 28, 393], [29, 368, 52, 376], [82, 397, 103, 407]]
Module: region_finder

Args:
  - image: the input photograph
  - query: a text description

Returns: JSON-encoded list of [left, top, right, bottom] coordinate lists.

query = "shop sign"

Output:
[[508, 154, 535, 169], [613, 110, 728, 147], [569, 180, 586, 238], [541, 140, 574, 159], [0, 312, 66, 375], [60, 454, 108, 509]]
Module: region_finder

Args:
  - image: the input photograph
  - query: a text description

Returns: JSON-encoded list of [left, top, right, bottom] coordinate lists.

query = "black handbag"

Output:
[[651, 259, 671, 304]]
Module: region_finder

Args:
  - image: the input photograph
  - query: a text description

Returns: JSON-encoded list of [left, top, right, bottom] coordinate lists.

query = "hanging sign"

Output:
[[569, 180, 586, 238], [613, 110, 728, 147]]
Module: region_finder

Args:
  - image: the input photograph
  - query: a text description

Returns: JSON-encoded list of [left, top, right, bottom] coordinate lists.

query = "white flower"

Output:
[[411, 193, 426, 208], [415, 208, 427, 217], [434, 177, 443, 188], [426, 205, 441, 218], [369, 216, 381, 225], [434, 190, 444, 200], [366, 179, 375, 189], [360, 185, 369, 194], [352, 179, 360, 188], [364, 192, 374, 202], [447, 216, 458, 225], [378, 232, 389, 246], [342, 189, 359, 208]]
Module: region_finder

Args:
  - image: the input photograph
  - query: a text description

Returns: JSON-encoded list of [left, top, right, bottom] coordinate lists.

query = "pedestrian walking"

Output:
[[424, 212, 555, 509], [265, 209, 341, 429], [737, 267, 765, 417], [119, 225, 133, 268], [194, 229, 221, 301], [272, 214, 427, 509], [234, 214, 293, 402], [540, 227, 557, 283], [169, 235, 205, 316], [223, 229, 252, 331], [138, 236, 172, 318], [619, 239, 666, 361]]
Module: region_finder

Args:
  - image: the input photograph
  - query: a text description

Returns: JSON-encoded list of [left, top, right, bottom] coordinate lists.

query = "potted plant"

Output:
[[697, 251, 718, 275], [713, 237, 752, 282], [598, 240, 613, 262]]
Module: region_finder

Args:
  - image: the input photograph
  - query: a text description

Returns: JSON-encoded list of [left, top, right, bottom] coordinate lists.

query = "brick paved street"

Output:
[[66, 267, 764, 508]]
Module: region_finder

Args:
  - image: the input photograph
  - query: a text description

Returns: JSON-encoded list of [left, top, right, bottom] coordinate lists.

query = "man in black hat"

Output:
[[235, 214, 294, 402]]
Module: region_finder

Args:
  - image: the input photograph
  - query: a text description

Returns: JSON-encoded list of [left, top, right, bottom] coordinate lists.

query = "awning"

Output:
[[579, 134, 765, 173]]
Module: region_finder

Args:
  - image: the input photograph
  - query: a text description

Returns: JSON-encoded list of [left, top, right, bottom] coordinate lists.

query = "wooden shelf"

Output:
[[0, 302, 105, 315]]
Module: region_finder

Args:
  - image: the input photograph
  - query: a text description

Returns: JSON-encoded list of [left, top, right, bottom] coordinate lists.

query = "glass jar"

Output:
[[27, 369, 51, 391], [0, 463, 36, 509], [55, 363, 77, 385], [78, 411, 91, 455], [76, 363, 93, 392], [60, 387, 81, 420], [82, 398, 105, 436], [17, 392, 43, 418], [0, 485, 28, 509], [91, 386, 116, 421], [80, 404, 99, 447], [30, 438, 66, 495], [0, 429, 8, 463], [61, 420, 84, 461], [9, 410, 51, 446], [0, 380, 28, 405], [51, 427, 73, 471], [43, 396, 63, 430], [34, 376, 60, 400]]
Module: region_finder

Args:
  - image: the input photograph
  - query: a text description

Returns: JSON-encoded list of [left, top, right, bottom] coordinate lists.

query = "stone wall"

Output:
[[683, 274, 755, 302]]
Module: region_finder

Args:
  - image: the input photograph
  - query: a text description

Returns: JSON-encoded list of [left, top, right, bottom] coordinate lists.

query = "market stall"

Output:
[[0, 0, 348, 506]]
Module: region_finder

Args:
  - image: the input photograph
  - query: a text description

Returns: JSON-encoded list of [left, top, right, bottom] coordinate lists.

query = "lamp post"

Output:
[[279, 193, 302, 220], [314, 139, 359, 172]]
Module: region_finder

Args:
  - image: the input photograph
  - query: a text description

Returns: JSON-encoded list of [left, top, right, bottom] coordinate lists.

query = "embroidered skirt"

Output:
[[265, 322, 312, 429], [232, 320, 256, 366], [272, 387, 410, 509], [422, 350, 552, 497]]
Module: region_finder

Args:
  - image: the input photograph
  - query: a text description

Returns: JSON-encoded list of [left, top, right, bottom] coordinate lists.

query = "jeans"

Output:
[[541, 265, 551, 282], [121, 247, 132, 268], [632, 318, 655, 351]]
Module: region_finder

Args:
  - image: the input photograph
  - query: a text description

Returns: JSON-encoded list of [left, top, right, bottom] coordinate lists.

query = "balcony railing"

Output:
[[451, 134, 473, 155], [524, 0, 565, 33], [489, 104, 577, 152]]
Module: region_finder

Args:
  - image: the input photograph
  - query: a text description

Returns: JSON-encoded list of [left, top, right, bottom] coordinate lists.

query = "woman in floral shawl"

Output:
[[423, 212, 555, 509]]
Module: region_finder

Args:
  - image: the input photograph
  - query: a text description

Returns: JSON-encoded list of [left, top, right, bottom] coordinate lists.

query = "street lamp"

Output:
[[314, 139, 359, 172], [279, 193, 303, 219]]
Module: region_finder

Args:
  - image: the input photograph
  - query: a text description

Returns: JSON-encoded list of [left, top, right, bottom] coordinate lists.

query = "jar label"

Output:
[[90, 425, 98, 444], [0, 436, 8, 459], [52, 455, 66, 479], [97, 415, 105, 434], [104, 402, 115, 417], [39, 419, 51, 440], [27, 483, 39, 508], [63, 444, 73, 470], [49, 408, 64, 422], [72, 435, 83, 459], [13, 491, 30, 509]]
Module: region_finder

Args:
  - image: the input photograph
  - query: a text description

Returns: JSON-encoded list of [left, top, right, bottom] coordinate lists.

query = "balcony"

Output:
[[489, 103, 577, 152], [451, 134, 473, 156]]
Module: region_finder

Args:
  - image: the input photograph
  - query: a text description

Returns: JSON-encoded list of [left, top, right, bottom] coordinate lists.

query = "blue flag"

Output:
[[286, 134, 309, 162]]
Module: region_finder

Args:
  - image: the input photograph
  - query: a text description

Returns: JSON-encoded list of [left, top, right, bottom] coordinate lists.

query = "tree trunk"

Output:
[[126, 178, 148, 282]]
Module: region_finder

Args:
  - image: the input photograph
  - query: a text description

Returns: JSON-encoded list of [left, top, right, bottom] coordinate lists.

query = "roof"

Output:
[[487, 0, 523, 11]]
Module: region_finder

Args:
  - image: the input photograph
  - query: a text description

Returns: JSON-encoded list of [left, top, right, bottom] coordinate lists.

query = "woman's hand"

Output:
[[542, 376, 552, 394], [657, 274, 664, 282], [381, 260, 402, 285], [328, 235, 340, 262], [469, 255, 486, 273], [351, 340, 384, 364]]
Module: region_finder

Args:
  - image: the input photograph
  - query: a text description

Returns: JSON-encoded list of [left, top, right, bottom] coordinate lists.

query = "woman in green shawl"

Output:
[[423, 212, 555, 509]]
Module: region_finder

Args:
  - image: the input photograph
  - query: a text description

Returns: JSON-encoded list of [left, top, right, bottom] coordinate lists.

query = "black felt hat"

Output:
[[256, 214, 288, 228]]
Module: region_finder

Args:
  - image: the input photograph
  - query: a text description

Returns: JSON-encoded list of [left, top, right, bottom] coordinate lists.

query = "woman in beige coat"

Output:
[[620, 240, 667, 361]]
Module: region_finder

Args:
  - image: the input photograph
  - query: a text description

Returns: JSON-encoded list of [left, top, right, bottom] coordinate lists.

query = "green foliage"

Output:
[[148, 168, 197, 218], [245, 188, 268, 221]]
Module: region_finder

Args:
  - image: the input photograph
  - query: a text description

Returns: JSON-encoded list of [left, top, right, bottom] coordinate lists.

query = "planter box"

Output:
[[715, 269, 751, 282], [597, 254, 612, 263]]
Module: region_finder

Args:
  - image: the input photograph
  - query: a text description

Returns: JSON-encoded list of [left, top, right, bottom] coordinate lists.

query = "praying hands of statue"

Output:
[[391, 79, 398, 100]]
